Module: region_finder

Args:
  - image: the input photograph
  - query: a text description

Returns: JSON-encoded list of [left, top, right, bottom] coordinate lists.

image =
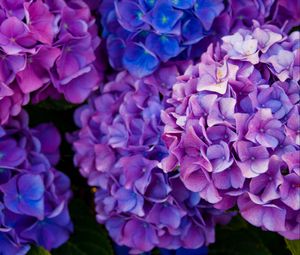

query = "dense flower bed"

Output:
[[0, 0, 299, 254]]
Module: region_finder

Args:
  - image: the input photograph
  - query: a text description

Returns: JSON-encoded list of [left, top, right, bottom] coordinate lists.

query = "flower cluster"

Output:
[[71, 65, 231, 254], [161, 21, 300, 239], [98, 0, 300, 78], [0, 111, 73, 254], [0, 0, 102, 125], [99, 0, 227, 78]]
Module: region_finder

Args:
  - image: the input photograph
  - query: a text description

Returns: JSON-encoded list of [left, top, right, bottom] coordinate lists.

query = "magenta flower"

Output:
[[0, 0, 103, 124], [0, 17, 35, 54], [17, 46, 60, 93]]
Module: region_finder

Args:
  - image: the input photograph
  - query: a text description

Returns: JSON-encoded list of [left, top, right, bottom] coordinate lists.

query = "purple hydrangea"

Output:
[[161, 22, 300, 239], [0, 111, 73, 254], [0, 0, 103, 125], [70, 64, 231, 253]]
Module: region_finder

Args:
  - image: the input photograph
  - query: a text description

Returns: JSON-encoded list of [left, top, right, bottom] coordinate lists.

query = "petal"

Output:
[[18, 174, 44, 200], [145, 1, 183, 33], [123, 43, 159, 78], [194, 0, 224, 30], [250, 158, 269, 175], [171, 0, 196, 9], [0, 17, 27, 38], [256, 133, 279, 148], [182, 17, 204, 45], [145, 33, 181, 62], [115, 0, 145, 31]]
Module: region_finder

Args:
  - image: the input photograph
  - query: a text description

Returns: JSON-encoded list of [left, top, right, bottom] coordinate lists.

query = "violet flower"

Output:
[[162, 21, 300, 239], [0, 111, 73, 253], [70, 65, 231, 253]]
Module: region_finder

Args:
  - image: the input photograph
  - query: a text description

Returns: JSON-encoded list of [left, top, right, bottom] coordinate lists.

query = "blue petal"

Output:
[[115, 188, 138, 212], [145, 33, 182, 62], [115, 0, 145, 31], [107, 36, 126, 69], [19, 174, 44, 201], [0, 233, 30, 255], [171, 0, 196, 9], [182, 17, 204, 44], [123, 43, 159, 77], [194, 0, 224, 30], [139, 0, 156, 10], [145, 1, 183, 33], [265, 99, 282, 112]]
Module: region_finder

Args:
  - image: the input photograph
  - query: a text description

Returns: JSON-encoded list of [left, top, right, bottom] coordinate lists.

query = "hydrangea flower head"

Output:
[[98, 0, 300, 78], [71, 62, 231, 253], [162, 22, 300, 239], [0, 111, 73, 254], [0, 0, 103, 125], [99, 0, 226, 77]]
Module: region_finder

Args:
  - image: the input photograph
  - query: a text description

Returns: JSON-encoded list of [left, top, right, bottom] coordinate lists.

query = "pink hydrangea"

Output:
[[0, 0, 103, 125], [162, 21, 300, 239]]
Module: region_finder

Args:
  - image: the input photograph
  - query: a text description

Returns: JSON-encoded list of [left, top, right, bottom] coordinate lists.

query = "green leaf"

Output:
[[285, 239, 300, 255], [52, 199, 113, 255], [34, 99, 78, 111], [209, 216, 290, 255], [209, 227, 272, 255], [28, 246, 51, 255]]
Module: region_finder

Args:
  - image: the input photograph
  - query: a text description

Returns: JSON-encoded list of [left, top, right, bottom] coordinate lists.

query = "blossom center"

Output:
[[161, 15, 169, 24], [216, 68, 224, 81]]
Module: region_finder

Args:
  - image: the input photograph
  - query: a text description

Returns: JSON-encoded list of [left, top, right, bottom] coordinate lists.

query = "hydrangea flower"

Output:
[[98, 0, 300, 78], [0, 111, 73, 254], [0, 0, 103, 125], [161, 22, 300, 239], [70, 63, 231, 253], [99, 0, 227, 77]]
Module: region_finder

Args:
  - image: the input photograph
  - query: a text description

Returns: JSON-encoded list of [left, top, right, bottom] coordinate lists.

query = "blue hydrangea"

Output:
[[100, 0, 225, 77]]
